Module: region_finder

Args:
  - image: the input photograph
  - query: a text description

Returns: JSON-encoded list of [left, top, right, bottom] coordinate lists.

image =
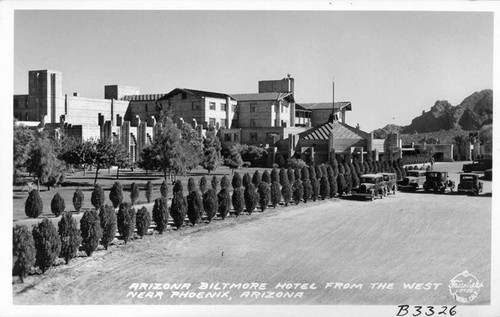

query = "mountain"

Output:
[[373, 124, 403, 139]]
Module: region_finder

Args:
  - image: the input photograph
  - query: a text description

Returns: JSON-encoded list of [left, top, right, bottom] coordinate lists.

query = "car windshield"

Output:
[[360, 177, 376, 184]]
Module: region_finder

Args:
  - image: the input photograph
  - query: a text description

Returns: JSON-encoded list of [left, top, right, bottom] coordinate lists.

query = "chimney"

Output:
[[356, 123, 360, 130]]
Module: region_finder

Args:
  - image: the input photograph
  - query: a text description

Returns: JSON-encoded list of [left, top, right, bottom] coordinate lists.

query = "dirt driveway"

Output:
[[13, 162, 491, 306]]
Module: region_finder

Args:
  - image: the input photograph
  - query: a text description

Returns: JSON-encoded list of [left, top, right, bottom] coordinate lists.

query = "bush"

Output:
[[187, 190, 203, 225], [136, 206, 151, 237], [287, 167, 295, 184], [288, 158, 307, 170], [91, 184, 105, 211], [292, 180, 303, 205], [117, 202, 136, 243], [99, 205, 117, 250], [302, 180, 312, 203], [337, 174, 347, 196], [232, 172, 242, 189], [309, 165, 317, 181], [252, 170, 261, 187], [271, 168, 279, 183], [145, 181, 153, 203], [130, 182, 140, 205], [25, 190, 43, 218], [276, 154, 286, 168], [170, 181, 187, 230], [258, 182, 270, 212], [80, 210, 102, 256], [220, 175, 230, 190], [32, 218, 61, 273], [232, 188, 244, 217], [294, 168, 301, 183], [244, 183, 258, 214], [160, 180, 168, 198], [211, 175, 219, 192], [109, 181, 123, 208], [311, 177, 320, 202], [270, 181, 281, 208], [58, 212, 82, 264], [320, 175, 330, 200], [261, 170, 271, 184], [187, 177, 197, 193], [203, 189, 218, 223], [13, 224, 36, 282], [217, 188, 231, 220], [279, 168, 288, 186], [315, 164, 324, 180], [72, 188, 84, 213], [199, 176, 208, 193], [50, 192, 65, 217], [242, 173, 251, 188], [152, 198, 168, 234], [281, 181, 291, 206]]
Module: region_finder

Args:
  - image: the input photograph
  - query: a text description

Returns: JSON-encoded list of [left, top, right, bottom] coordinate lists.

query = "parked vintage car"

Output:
[[398, 170, 426, 191], [381, 173, 397, 195], [462, 159, 492, 173], [423, 171, 455, 193], [457, 173, 483, 196], [353, 174, 386, 201]]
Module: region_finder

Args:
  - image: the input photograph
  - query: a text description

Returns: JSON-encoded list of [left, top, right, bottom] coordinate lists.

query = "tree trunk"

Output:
[[83, 165, 86, 176], [94, 166, 100, 185], [163, 169, 167, 180], [116, 167, 120, 179]]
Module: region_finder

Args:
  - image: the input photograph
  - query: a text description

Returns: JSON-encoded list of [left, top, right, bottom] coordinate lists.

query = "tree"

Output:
[[117, 203, 135, 243], [187, 177, 197, 193], [337, 173, 347, 196], [217, 188, 231, 220], [211, 175, 219, 192], [327, 165, 338, 198], [91, 184, 105, 211], [244, 184, 258, 214], [72, 188, 84, 213], [26, 136, 65, 190], [292, 180, 303, 205], [220, 175, 230, 189], [242, 173, 251, 188], [271, 168, 280, 183], [58, 138, 95, 176], [281, 180, 292, 207], [25, 190, 43, 218], [201, 128, 222, 174], [160, 180, 168, 198], [109, 181, 124, 208], [58, 212, 82, 264], [261, 170, 271, 184], [13, 121, 35, 182], [320, 175, 330, 200], [294, 168, 301, 183], [170, 180, 187, 229], [258, 182, 270, 212], [80, 210, 102, 256], [231, 188, 244, 217], [99, 205, 117, 250], [287, 167, 295, 184], [232, 172, 242, 189], [223, 146, 243, 173], [270, 181, 281, 208], [145, 181, 153, 204], [302, 179, 312, 203], [199, 176, 208, 194], [252, 170, 261, 187], [50, 193, 65, 217], [203, 189, 218, 223], [130, 182, 140, 205], [279, 168, 288, 186], [32, 218, 61, 273], [136, 207, 151, 238], [13, 224, 36, 282], [311, 177, 320, 202], [275, 154, 286, 168], [91, 138, 115, 185], [152, 198, 168, 234], [109, 141, 131, 180], [187, 190, 203, 225]]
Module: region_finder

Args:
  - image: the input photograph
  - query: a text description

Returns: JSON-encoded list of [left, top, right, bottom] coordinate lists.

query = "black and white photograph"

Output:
[[1, 1, 498, 316]]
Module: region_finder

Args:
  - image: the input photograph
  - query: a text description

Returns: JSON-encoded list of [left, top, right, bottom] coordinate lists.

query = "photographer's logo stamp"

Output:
[[448, 271, 484, 303]]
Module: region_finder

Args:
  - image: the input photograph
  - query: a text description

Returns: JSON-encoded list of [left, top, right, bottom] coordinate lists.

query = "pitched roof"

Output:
[[299, 102, 352, 111], [295, 104, 312, 112], [299, 120, 369, 140], [122, 94, 167, 101], [159, 88, 235, 101], [231, 92, 293, 102]]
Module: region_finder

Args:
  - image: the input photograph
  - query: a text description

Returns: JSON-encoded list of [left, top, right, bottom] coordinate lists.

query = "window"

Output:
[[250, 119, 256, 127], [221, 103, 227, 111], [224, 134, 231, 141], [250, 104, 257, 112], [209, 102, 216, 110], [192, 101, 200, 111], [221, 119, 227, 128], [250, 133, 258, 141], [209, 118, 216, 127], [234, 133, 239, 142]]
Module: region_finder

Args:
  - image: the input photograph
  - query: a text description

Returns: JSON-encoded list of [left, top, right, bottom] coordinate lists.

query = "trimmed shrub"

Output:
[[187, 190, 203, 225], [25, 190, 43, 218], [270, 181, 281, 208], [203, 189, 218, 223], [58, 212, 82, 264], [136, 206, 151, 237], [13, 224, 36, 282], [91, 184, 105, 211], [72, 188, 84, 213], [292, 180, 303, 205], [317, 164, 325, 180], [252, 170, 261, 187], [337, 174, 347, 196], [330, 173, 338, 198], [294, 168, 301, 183], [32, 218, 61, 273], [232, 187, 244, 217], [311, 177, 320, 202], [109, 181, 124, 208], [145, 181, 153, 203], [350, 171, 360, 189], [395, 167, 403, 181], [258, 182, 270, 212], [50, 192, 65, 217], [320, 175, 330, 200], [217, 188, 231, 220], [117, 202, 135, 243], [242, 172, 251, 188], [279, 168, 288, 186], [276, 154, 286, 167], [130, 182, 140, 205], [261, 170, 271, 184], [220, 175, 230, 190], [199, 176, 208, 193], [152, 198, 168, 234], [287, 167, 295, 184], [281, 181, 291, 206], [80, 210, 102, 256], [211, 175, 219, 192], [160, 180, 168, 198], [170, 181, 187, 230], [187, 177, 197, 193], [303, 179, 312, 203], [244, 183, 258, 214], [232, 172, 242, 189], [309, 165, 317, 181], [271, 168, 280, 183], [99, 205, 117, 250]]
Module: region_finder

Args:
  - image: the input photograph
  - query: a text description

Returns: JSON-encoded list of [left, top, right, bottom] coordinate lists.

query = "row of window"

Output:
[[193, 101, 236, 112], [208, 118, 227, 128]]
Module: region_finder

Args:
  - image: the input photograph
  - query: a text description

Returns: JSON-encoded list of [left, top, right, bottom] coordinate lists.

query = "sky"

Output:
[[13, 10, 493, 131]]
